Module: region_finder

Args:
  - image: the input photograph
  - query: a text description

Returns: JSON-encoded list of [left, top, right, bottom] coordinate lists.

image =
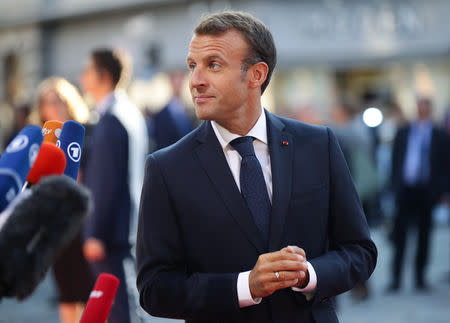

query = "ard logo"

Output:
[[67, 142, 81, 163], [6, 135, 29, 153]]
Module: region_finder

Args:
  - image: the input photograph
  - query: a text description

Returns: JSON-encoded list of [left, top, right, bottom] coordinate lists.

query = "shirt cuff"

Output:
[[237, 271, 262, 308], [291, 261, 317, 293]]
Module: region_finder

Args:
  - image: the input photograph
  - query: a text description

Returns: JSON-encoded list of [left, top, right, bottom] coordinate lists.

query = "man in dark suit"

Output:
[[136, 11, 377, 323], [148, 70, 196, 152], [80, 49, 148, 323], [389, 98, 450, 291]]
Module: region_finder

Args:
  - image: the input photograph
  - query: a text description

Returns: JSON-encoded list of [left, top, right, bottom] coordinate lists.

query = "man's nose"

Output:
[[189, 67, 207, 89]]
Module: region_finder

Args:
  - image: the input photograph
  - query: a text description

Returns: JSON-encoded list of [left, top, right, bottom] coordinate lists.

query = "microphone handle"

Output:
[[22, 182, 32, 192]]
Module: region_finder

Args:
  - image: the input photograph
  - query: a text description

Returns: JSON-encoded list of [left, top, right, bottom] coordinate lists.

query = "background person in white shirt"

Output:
[[81, 48, 148, 323]]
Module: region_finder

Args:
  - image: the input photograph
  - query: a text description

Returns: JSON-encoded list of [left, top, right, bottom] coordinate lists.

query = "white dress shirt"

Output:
[[95, 91, 116, 116], [211, 108, 317, 308]]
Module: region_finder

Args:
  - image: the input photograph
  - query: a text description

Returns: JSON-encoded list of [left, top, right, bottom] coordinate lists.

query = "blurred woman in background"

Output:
[[32, 77, 89, 125], [32, 77, 93, 323]]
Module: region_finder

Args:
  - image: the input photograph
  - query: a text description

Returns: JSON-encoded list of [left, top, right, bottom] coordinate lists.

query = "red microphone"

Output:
[[25, 142, 66, 186], [80, 273, 120, 323]]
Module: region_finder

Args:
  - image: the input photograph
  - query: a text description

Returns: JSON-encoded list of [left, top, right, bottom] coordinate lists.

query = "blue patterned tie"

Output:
[[230, 136, 271, 243]]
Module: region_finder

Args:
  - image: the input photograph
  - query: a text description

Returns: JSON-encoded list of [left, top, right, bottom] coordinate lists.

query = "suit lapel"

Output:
[[266, 112, 293, 251], [194, 122, 265, 253]]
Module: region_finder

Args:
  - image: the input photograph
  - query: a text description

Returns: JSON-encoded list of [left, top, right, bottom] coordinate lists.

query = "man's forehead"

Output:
[[187, 30, 248, 59]]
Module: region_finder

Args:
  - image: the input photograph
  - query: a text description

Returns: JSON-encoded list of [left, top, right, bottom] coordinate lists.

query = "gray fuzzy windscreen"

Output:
[[0, 175, 92, 300]]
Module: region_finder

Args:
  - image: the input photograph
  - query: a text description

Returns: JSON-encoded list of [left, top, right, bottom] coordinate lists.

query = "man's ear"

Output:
[[248, 62, 269, 90]]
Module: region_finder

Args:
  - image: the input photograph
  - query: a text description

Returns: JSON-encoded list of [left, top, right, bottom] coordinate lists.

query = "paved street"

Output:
[[338, 226, 449, 323], [1, 225, 449, 322]]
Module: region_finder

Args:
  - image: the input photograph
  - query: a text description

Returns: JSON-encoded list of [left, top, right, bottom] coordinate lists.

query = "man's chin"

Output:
[[195, 107, 214, 121]]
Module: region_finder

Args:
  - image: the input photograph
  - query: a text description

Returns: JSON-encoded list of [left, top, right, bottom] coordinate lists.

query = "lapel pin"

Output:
[[282, 140, 289, 146]]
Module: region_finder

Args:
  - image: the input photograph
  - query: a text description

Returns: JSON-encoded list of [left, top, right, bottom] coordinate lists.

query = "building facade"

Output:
[[1, 0, 449, 147]]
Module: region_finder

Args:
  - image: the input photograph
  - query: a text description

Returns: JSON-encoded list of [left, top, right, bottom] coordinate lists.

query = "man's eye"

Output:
[[188, 64, 196, 71], [210, 62, 219, 70]]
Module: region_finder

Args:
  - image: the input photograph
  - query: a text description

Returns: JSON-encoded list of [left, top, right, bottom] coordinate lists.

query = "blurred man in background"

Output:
[[389, 98, 450, 292], [147, 70, 196, 152], [80, 48, 148, 323]]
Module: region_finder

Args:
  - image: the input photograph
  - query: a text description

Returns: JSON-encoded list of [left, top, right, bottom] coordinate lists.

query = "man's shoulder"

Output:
[[94, 114, 128, 145], [431, 126, 450, 144], [98, 113, 127, 131]]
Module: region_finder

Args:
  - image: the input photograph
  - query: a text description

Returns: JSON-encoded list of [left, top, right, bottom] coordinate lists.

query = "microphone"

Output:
[[57, 120, 85, 181], [42, 120, 63, 144], [0, 175, 91, 300], [80, 273, 120, 323], [0, 189, 31, 232], [25, 142, 67, 188], [0, 126, 43, 212]]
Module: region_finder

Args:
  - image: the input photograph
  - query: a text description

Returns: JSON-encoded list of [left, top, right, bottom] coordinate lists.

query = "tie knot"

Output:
[[230, 136, 255, 157]]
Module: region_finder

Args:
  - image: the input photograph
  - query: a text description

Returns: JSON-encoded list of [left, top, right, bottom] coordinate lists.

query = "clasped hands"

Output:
[[249, 246, 309, 299]]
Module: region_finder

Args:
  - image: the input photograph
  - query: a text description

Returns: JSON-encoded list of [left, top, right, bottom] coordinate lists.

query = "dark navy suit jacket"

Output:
[[83, 112, 131, 252], [136, 111, 377, 323], [391, 124, 450, 204]]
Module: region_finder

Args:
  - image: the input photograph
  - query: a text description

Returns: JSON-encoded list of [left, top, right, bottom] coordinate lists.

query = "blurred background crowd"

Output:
[[0, 0, 449, 322]]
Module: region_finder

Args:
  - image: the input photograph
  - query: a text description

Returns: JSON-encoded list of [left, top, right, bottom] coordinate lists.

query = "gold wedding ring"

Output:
[[275, 271, 280, 279]]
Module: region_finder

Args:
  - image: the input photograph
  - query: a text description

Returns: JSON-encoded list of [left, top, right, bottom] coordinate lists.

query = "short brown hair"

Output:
[[91, 49, 129, 88], [194, 11, 276, 94]]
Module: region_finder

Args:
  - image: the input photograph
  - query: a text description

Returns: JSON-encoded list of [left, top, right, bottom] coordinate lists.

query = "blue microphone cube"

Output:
[[0, 125, 43, 211], [57, 120, 85, 181]]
